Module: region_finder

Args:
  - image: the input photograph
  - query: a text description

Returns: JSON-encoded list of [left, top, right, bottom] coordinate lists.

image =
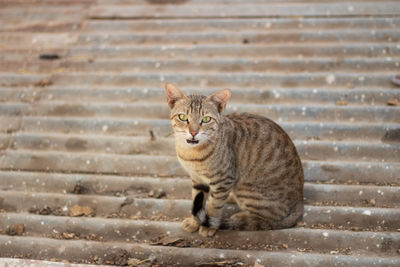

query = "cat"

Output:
[[165, 83, 304, 237]]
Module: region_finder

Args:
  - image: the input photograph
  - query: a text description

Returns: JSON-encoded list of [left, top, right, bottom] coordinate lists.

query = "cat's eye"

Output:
[[202, 116, 211, 123], [178, 114, 188, 121]]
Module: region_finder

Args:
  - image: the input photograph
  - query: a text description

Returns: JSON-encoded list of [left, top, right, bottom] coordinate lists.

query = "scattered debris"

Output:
[[29, 206, 65, 216], [106, 212, 128, 219], [62, 232, 77, 239], [306, 222, 389, 232], [104, 248, 130, 266], [37, 205, 52, 215], [93, 256, 99, 263], [71, 182, 89, 194], [297, 247, 313, 253], [120, 197, 134, 208], [34, 79, 52, 87], [326, 74, 336, 85], [39, 53, 60, 60], [83, 233, 98, 241], [149, 129, 156, 141], [148, 189, 166, 199], [128, 258, 151, 267], [335, 100, 348, 106], [151, 235, 190, 247], [330, 249, 339, 255], [321, 164, 341, 172], [69, 204, 94, 217], [6, 223, 24, 236], [369, 199, 376, 206], [282, 243, 289, 249], [197, 259, 242, 267]]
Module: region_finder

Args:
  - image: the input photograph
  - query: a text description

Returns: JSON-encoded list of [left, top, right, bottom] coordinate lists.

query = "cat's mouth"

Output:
[[186, 139, 199, 145]]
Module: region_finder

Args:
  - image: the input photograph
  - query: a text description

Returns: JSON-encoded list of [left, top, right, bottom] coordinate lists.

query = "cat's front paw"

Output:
[[181, 217, 200, 233], [199, 226, 217, 237]]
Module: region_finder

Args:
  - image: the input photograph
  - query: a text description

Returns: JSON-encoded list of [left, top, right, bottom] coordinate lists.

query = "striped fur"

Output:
[[165, 83, 304, 236]]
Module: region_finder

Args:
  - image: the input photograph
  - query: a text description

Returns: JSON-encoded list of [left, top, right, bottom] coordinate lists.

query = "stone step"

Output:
[[3, 43, 399, 61], [2, 57, 399, 73], [1, 0, 400, 264], [1, 212, 400, 256], [1, 235, 399, 266], [0, 72, 395, 88], [1, 150, 398, 184], [72, 29, 400, 46], [0, 171, 398, 207], [1, 87, 397, 106], [1, 101, 399, 123], [83, 17, 400, 32], [5, 133, 400, 163], [89, 2, 400, 19], [1, 191, 399, 230], [10, 116, 399, 142]]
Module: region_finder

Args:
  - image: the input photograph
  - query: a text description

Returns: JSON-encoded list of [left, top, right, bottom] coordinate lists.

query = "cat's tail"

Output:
[[193, 192, 303, 230], [219, 201, 303, 230], [192, 191, 221, 229]]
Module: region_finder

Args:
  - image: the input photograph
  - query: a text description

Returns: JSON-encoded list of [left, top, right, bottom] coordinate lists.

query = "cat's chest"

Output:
[[178, 157, 211, 183]]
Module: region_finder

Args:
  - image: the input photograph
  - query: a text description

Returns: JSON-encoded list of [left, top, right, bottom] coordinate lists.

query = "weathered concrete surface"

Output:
[[0, 0, 399, 266], [0, 258, 104, 267]]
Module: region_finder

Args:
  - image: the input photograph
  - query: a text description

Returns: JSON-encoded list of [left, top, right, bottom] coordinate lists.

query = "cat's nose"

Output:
[[190, 131, 198, 137]]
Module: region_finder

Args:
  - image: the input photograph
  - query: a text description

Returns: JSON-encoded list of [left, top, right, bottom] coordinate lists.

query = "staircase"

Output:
[[0, 0, 399, 266]]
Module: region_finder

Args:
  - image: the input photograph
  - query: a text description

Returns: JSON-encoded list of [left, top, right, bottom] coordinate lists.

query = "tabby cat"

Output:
[[165, 83, 304, 237]]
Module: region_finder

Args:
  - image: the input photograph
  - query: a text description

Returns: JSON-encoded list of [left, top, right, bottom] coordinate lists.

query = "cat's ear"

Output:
[[165, 83, 186, 109], [209, 89, 231, 113]]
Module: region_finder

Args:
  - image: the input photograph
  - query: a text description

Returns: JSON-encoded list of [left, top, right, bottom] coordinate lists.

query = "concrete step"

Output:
[[89, 2, 400, 19], [72, 30, 400, 46], [1, 191, 399, 231], [0, 258, 102, 267], [3, 43, 399, 61], [5, 133, 400, 163], [3, 30, 398, 47], [12, 116, 399, 142], [1, 87, 397, 106], [1, 235, 399, 266], [0, 0, 94, 6], [1, 212, 400, 257], [2, 57, 399, 73], [68, 43, 400, 59], [0, 171, 399, 207], [1, 150, 398, 184], [1, 101, 399, 123], [83, 17, 400, 32], [2, 0, 399, 264], [0, 72, 396, 88]]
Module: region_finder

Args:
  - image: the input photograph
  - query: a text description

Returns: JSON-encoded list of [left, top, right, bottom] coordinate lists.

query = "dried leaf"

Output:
[[151, 235, 190, 247], [128, 258, 150, 267], [69, 204, 94, 217], [335, 100, 348, 106], [6, 223, 24, 236], [34, 79, 52, 87], [197, 260, 241, 267], [62, 232, 76, 239]]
